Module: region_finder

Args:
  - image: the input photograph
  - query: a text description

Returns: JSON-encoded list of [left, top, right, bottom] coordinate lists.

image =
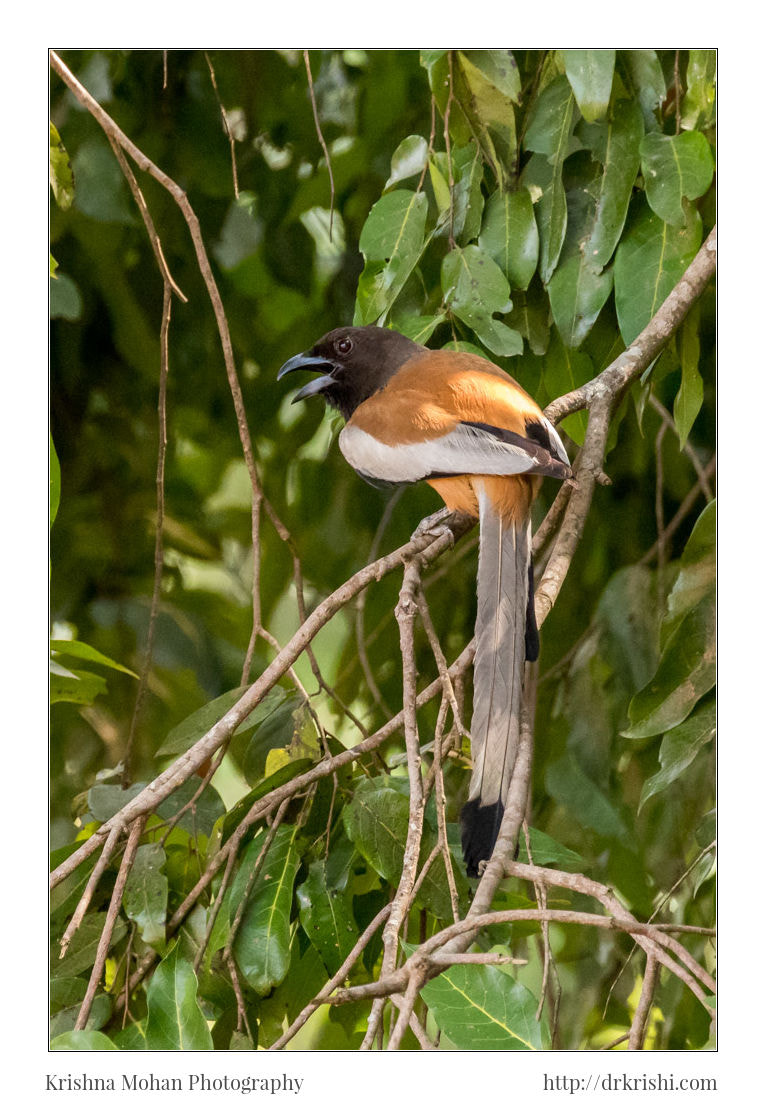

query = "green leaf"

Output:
[[562, 50, 615, 122], [516, 826, 585, 870], [623, 592, 715, 739], [663, 500, 715, 642], [145, 944, 213, 1050], [53, 912, 128, 979], [113, 1020, 148, 1050], [72, 138, 136, 225], [391, 312, 446, 344], [674, 305, 704, 446], [50, 666, 108, 706], [50, 977, 88, 1014], [221, 757, 313, 844], [461, 50, 521, 103], [524, 76, 580, 160], [50, 639, 138, 678], [620, 51, 667, 129], [50, 435, 61, 528], [242, 693, 316, 784], [156, 776, 226, 837], [614, 200, 702, 344], [123, 844, 168, 947], [156, 685, 286, 758], [232, 825, 300, 994], [522, 76, 578, 283], [297, 858, 357, 975], [50, 1030, 116, 1050], [579, 98, 644, 271], [639, 701, 716, 810], [442, 245, 522, 357], [420, 964, 549, 1049], [681, 51, 716, 131], [49, 122, 75, 210], [429, 144, 484, 243], [50, 272, 84, 321], [454, 51, 520, 186], [542, 333, 591, 444], [640, 131, 715, 227], [547, 253, 613, 349], [354, 190, 429, 325], [87, 782, 144, 822], [507, 281, 550, 356], [479, 188, 539, 290], [384, 135, 428, 192], [342, 780, 464, 920], [546, 753, 631, 844]]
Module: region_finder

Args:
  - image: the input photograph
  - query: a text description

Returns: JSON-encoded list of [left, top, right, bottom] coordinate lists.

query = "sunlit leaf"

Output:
[[681, 51, 717, 131], [384, 135, 428, 192], [49, 122, 75, 210], [50, 639, 138, 678], [50, 666, 108, 706], [50, 1030, 116, 1050]]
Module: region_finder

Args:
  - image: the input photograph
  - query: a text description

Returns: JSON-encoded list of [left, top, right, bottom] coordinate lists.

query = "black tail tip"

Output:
[[460, 798, 505, 878]]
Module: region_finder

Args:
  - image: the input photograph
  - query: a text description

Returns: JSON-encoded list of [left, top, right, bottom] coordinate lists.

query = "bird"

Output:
[[278, 325, 572, 876]]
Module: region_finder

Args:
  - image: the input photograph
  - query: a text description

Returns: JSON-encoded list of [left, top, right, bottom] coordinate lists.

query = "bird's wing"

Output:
[[339, 417, 570, 485]]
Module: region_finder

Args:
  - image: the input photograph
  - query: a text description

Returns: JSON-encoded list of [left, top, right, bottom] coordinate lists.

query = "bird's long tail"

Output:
[[460, 484, 537, 877]]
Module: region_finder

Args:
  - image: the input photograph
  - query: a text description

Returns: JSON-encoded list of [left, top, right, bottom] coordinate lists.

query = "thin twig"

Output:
[[204, 51, 240, 199], [629, 955, 658, 1049], [122, 284, 171, 786], [269, 903, 392, 1050], [74, 816, 146, 1030], [648, 393, 714, 501], [303, 50, 335, 239], [363, 559, 428, 1050], [640, 455, 716, 566], [59, 823, 123, 956]]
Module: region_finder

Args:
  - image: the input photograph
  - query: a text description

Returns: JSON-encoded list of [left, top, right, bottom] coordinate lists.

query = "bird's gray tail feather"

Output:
[[461, 488, 534, 877]]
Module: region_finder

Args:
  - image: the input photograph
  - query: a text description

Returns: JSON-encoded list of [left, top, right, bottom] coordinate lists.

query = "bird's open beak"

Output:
[[277, 352, 336, 403]]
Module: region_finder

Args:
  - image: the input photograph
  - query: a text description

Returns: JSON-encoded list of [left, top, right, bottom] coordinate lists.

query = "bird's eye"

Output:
[[335, 336, 353, 356]]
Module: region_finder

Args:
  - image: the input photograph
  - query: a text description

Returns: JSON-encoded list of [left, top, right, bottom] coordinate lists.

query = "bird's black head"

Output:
[[277, 325, 425, 420]]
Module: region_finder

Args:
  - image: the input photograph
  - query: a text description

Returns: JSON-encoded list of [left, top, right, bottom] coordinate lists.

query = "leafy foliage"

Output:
[[50, 49, 715, 1051]]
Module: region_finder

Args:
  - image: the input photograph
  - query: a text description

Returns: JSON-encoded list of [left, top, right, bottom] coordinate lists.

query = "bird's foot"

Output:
[[412, 507, 455, 544]]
